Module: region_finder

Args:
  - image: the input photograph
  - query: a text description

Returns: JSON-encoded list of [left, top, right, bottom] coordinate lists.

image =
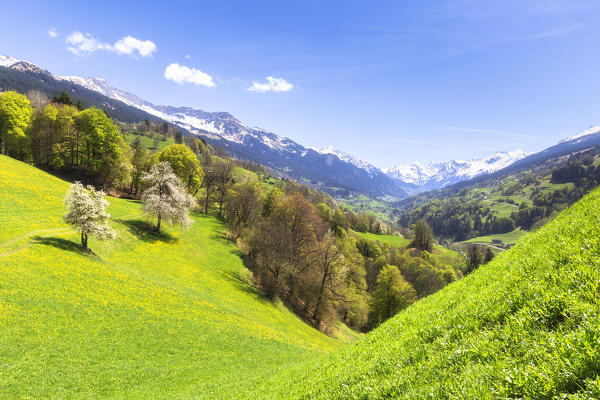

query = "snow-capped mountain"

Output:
[[7, 53, 600, 200], [58, 76, 405, 196], [560, 125, 600, 144], [316, 146, 380, 176], [0, 55, 51, 75], [0, 55, 19, 67], [385, 150, 529, 191], [0, 57, 404, 197], [58, 75, 312, 153]]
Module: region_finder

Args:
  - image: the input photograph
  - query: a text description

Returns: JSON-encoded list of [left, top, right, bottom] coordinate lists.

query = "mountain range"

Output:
[[1, 54, 600, 199], [384, 150, 530, 192], [50, 74, 533, 194]]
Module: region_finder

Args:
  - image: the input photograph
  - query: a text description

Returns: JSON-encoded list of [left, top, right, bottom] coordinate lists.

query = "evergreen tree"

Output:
[[412, 219, 434, 252], [53, 90, 73, 106]]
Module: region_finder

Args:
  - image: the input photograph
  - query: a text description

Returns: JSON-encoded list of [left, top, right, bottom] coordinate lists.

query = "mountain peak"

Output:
[[0, 55, 20, 67], [386, 150, 530, 191], [560, 125, 600, 144], [316, 146, 379, 175]]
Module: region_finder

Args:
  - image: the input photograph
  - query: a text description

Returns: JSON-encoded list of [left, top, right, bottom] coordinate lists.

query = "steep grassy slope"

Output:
[[254, 187, 600, 399], [0, 155, 338, 399]]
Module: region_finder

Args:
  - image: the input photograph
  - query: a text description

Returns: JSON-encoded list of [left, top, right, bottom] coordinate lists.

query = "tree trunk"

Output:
[[204, 189, 210, 214], [218, 192, 224, 218], [312, 270, 328, 320], [81, 231, 88, 251], [155, 214, 162, 233]]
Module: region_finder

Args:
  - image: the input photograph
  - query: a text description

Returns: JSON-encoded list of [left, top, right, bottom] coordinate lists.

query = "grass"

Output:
[[0, 155, 339, 399], [356, 231, 466, 269], [250, 184, 600, 399], [355, 231, 411, 247], [123, 131, 175, 152], [431, 245, 466, 268], [463, 228, 527, 244]]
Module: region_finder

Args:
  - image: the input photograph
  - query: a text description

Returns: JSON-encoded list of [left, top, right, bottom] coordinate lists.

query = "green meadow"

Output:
[[251, 182, 600, 399], [355, 231, 466, 270], [3, 153, 599, 399], [463, 228, 528, 245], [0, 155, 337, 399]]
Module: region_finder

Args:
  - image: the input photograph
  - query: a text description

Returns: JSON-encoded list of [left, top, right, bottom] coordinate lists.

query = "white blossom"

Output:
[[141, 162, 195, 232], [63, 182, 116, 250]]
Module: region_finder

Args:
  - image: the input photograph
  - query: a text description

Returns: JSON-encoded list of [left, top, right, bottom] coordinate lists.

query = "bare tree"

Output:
[[213, 159, 235, 218], [225, 180, 262, 239], [26, 90, 49, 110]]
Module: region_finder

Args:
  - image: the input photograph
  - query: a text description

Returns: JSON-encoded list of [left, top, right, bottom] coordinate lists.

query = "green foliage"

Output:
[[370, 265, 416, 326], [0, 90, 33, 157], [412, 219, 434, 251], [251, 183, 600, 399], [52, 90, 73, 106], [159, 143, 203, 192], [76, 106, 131, 185]]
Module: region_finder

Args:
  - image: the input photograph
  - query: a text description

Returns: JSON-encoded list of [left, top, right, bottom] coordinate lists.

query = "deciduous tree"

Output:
[[159, 144, 203, 193], [370, 264, 416, 326], [141, 162, 195, 233], [0, 91, 33, 157], [63, 182, 116, 251]]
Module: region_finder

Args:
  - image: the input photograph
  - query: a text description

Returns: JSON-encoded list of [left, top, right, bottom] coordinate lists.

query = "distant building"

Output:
[[491, 239, 502, 244]]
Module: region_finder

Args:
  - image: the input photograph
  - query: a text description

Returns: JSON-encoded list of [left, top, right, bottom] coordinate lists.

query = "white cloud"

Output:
[[248, 76, 294, 92], [184, 54, 192, 59], [113, 36, 157, 57], [66, 32, 110, 55], [65, 31, 156, 58], [164, 63, 215, 87], [48, 28, 58, 38]]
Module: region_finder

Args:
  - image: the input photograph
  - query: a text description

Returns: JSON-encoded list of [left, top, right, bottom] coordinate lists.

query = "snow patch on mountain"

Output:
[[316, 146, 380, 175], [560, 125, 600, 144], [0, 55, 19, 67], [59, 75, 302, 151], [385, 150, 529, 189]]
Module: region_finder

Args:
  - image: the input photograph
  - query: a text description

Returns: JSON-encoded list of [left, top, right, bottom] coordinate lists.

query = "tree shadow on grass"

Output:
[[117, 219, 178, 243], [219, 270, 268, 301], [32, 236, 92, 256]]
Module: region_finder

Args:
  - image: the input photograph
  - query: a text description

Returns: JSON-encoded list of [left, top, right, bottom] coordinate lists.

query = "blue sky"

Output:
[[2, 0, 600, 168]]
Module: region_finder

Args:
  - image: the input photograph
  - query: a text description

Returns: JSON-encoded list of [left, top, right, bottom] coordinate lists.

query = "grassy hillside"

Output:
[[397, 150, 600, 243], [123, 131, 176, 152], [254, 185, 600, 398], [463, 228, 527, 245], [355, 231, 411, 247], [355, 231, 465, 270], [0, 155, 338, 399]]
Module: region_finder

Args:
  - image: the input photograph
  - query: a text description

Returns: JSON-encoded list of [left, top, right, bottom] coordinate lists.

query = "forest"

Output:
[[0, 88, 468, 332], [398, 151, 600, 242]]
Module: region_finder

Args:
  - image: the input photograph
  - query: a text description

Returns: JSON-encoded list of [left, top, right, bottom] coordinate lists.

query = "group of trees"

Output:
[[63, 162, 195, 251], [242, 192, 369, 329], [353, 226, 462, 327], [0, 90, 131, 188], [2, 87, 473, 334], [399, 153, 600, 242]]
